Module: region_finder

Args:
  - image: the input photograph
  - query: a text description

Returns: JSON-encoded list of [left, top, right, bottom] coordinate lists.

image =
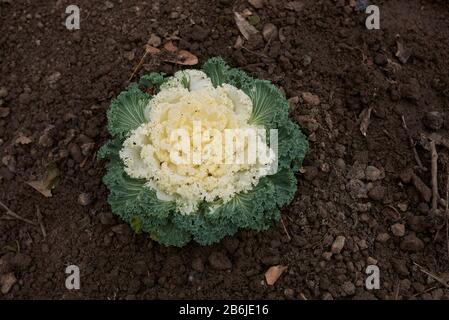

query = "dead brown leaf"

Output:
[[163, 41, 178, 53], [265, 265, 288, 285], [359, 106, 373, 137], [26, 164, 60, 198], [234, 36, 244, 49], [234, 12, 259, 40], [396, 41, 412, 64], [176, 50, 198, 66]]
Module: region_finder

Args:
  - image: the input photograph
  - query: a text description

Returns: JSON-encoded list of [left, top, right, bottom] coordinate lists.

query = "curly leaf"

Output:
[[139, 73, 166, 92], [98, 57, 309, 247], [97, 137, 124, 161], [107, 84, 149, 137], [202, 57, 230, 87], [245, 80, 285, 127], [267, 169, 297, 206]]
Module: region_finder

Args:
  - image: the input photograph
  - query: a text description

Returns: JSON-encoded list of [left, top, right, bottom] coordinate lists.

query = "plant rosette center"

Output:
[[120, 71, 277, 214]]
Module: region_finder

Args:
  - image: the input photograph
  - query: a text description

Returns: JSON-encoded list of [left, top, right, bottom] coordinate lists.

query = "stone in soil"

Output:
[[78, 193, 93, 206], [69, 143, 83, 163], [147, 34, 161, 47], [111, 224, 132, 237], [0, 273, 17, 294], [391, 223, 405, 237], [262, 23, 278, 42], [375, 233, 389, 244], [331, 236, 346, 254], [0, 87, 8, 98]]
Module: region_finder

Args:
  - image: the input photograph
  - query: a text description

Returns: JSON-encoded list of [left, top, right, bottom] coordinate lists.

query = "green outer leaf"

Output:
[[245, 80, 281, 126], [107, 83, 150, 137], [98, 58, 309, 247], [97, 137, 124, 161], [267, 169, 297, 206], [139, 72, 167, 91], [202, 57, 230, 87]]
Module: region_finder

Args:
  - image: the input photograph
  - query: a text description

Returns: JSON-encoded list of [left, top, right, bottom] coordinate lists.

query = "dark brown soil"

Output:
[[1, 0, 449, 300]]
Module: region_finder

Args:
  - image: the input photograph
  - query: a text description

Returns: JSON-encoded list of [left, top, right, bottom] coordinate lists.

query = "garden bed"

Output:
[[1, 0, 449, 299]]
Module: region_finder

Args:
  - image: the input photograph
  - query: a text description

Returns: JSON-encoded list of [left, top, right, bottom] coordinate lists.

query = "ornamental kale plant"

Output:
[[98, 57, 308, 247]]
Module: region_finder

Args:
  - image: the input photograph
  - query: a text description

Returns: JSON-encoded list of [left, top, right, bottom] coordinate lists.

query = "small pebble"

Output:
[[331, 236, 346, 254], [78, 193, 93, 206]]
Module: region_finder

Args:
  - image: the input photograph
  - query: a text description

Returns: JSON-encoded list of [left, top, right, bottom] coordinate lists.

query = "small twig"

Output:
[[382, 129, 394, 141], [35, 205, 47, 239], [411, 286, 437, 298], [414, 262, 449, 289], [445, 168, 449, 260], [129, 50, 149, 81], [394, 280, 401, 300], [411, 173, 432, 203], [280, 215, 291, 241], [430, 140, 439, 211], [0, 200, 37, 226], [401, 115, 426, 171], [241, 46, 270, 59]]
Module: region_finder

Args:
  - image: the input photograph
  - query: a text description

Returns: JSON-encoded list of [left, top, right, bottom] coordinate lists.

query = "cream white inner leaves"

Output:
[[119, 70, 276, 214]]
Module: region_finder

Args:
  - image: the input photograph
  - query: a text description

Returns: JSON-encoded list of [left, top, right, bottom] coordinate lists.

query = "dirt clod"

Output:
[[400, 233, 425, 252], [208, 252, 232, 270]]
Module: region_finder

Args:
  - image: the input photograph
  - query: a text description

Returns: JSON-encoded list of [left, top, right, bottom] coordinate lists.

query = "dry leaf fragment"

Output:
[[234, 35, 244, 49], [163, 41, 178, 53], [26, 164, 60, 198], [145, 45, 161, 55], [265, 265, 288, 285], [359, 106, 373, 137], [234, 12, 259, 40], [396, 41, 412, 64], [176, 50, 198, 66], [26, 181, 52, 198]]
